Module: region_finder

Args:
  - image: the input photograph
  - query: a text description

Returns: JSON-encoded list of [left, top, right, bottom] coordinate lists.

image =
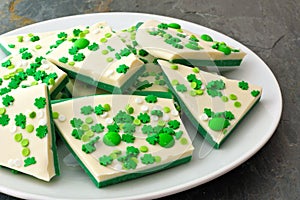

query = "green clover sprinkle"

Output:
[[113, 111, 134, 124], [59, 57, 68, 63], [2, 60, 12, 68], [73, 29, 82, 37], [145, 95, 157, 103], [80, 105, 94, 115], [141, 154, 155, 165], [21, 51, 33, 60], [123, 123, 136, 134], [0, 114, 10, 126], [94, 104, 106, 115], [176, 84, 187, 93], [34, 97, 46, 109], [30, 35, 40, 42], [200, 34, 213, 42], [24, 157, 36, 167], [168, 120, 180, 129], [15, 113, 26, 129], [122, 134, 135, 143], [238, 81, 249, 90], [120, 48, 131, 57], [137, 113, 150, 124], [151, 110, 163, 117], [2, 95, 14, 107], [107, 123, 120, 133], [71, 129, 84, 140], [57, 32, 67, 38], [99, 155, 113, 166], [206, 80, 225, 97], [36, 125, 48, 139], [116, 64, 129, 74], [70, 118, 83, 128], [68, 46, 79, 55], [88, 42, 99, 51], [91, 123, 105, 133], [73, 53, 85, 62]]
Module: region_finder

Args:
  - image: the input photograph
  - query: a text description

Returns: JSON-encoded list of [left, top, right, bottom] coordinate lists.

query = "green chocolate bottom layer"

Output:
[[162, 73, 261, 149], [0, 43, 12, 56], [55, 123, 192, 188], [172, 59, 243, 67], [132, 90, 173, 99], [50, 76, 69, 99], [57, 65, 145, 94]]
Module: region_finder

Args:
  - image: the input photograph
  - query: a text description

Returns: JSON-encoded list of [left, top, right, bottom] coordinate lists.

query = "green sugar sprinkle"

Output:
[[35, 45, 42, 50], [234, 101, 241, 108], [229, 94, 237, 100], [192, 67, 200, 73], [100, 38, 107, 43], [170, 65, 178, 70], [52, 112, 59, 119], [26, 124, 34, 133], [21, 139, 29, 147], [22, 148, 30, 157], [0, 108, 6, 115], [221, 96, 229, 102], [102, 49, 109, 55], [180, 137, 188, 145], [163, 106, 171, 113], [85, 117, 94, 124], [139, 146, 148, 153], [14, 133, 23, 142], [105, 33, 112, 38], [106, 57, 114, 62]]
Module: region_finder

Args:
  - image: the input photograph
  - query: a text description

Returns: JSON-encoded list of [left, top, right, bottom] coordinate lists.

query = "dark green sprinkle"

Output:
[[201, 34, 213, 42]]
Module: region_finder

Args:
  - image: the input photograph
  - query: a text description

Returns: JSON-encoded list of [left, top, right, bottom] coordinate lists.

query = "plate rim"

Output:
[[0, 12, 283, 200]]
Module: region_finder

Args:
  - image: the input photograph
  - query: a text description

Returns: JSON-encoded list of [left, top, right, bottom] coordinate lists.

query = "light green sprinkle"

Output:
[[83, 29, 90, 34], [100, 38, 107, 43], [85, 130, 94, 137], [28, 33, 34, 37], [133, 118, 141, 126], [81, 124, 90, 132], [35, 45, 42, 49], [52, 112, 59, 119], [190, 90, 197, 96], [191, 82, 197, 89], [16, 68, 24, 73], [81, 134, 90, 142], [17, 36, 23, 42], [192, 67, 200, 73], [31, 81, 38, 86], [105, 33, 112, 38], [14, 133, 23, 142], [101, 49, 109, 55], [180, 137, 188, 145], [196, 89, 204, 95], [157, 120, 166, 127], [0, 108, 6, 115], [68, 61, 75, 66], [3, 75, 10, 80], [106, 57, 114, 62], [26, 124, 34, 133], [139, 146, 148, 153], [103, 104, 111, 111], [163, 106, 171, 113], [234, 101, 241, 108], [21, 139, 29, 147], [229, 94, 237, 100], [7, 65, 15, 70], [22, 148, 30, 157], [85, 117, 94, 124], [171, 79, 179, 85], [221, 96, 229, 102], [154, 156, 161, 163], [49, 78, 55, 85], [170, 65, 178, 70]]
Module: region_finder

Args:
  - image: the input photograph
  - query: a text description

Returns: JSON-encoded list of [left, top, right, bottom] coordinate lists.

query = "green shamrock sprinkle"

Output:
[[68, 46, 79, 55], [88, 42, 99, 51], [15, 113, 26, 129], [80, 105, 94, 115], [59, 57, 68, 63], [116, 64, 129, 74], [94, 104, 106, 115], [2, 95, 14, 107], [238, 81, 249, 90], [120, 48, 131, 57], [30, 35, 40, 42], [99, 155, 113, 166], [0, 114, 10, 126], [126, 146, 140, 156], [73, 29, 82, 37], [122, 134, 135, 143], [206, 79, 225, 97], [145, 95, 157, 103], [158, 23, 168, 29], [113, 111, 133, 124], [168, 120, 180, 129], [71, 129, 84, 140], [151, 110, 163, 117], [91, 123, 105, 133], [34, 97, 46, 109], [142, 125, 154, 134], [73, 53, 85, 62], [146, 134, 159, 145], [137, 113, 150, 124], [36, 125, 48, 139], [141, 154, 155, 164], [70, 118, 83, 128], [57, 32, 67, 38], [24, 157, 36, 167], [176, 84, 187, 93], [123, 123, 136, 134], [107, 123, 120, 133], [21, 51, 33, 60], [2, 60, 11, 68]]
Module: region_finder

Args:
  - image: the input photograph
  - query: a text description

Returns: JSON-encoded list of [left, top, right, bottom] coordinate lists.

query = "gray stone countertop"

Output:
[[0, 0, 299, 199]]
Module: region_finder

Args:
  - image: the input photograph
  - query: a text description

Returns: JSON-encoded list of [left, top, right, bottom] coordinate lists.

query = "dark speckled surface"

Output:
[[0, 0, 299, 199]]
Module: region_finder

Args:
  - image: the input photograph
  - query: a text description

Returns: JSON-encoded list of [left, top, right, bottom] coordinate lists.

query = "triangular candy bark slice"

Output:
[[0, 84, 59, 181], [46, 22, 144, 93], [158, 60, 262, 148], [136, 20, 246, 67], [0, 49, 68, 99], [52, 94, 194, 187]]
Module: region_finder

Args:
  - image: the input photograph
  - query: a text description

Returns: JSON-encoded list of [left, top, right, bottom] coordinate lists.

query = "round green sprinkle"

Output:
[[105, 33, 112, 38], [103, 132, 121, 146], [139, 146, 148, 153], [22, 148, 30, 157], [17, 36, 23, 42], [200, 34, 213, 42], [85, 130, 94, 137], [191, 82, 198, 89], [180, 137, 188, 145], [190, 90, 197, 96], [52, 112, 59, 119], [170, 65, 178, 70], [163, 106, 171, 113], [28, 111, 36, 119], [68, 61, 75, 66], [103, 104, 111, 111], [157, 120, 166, 127], [154, 156, 161, 163], [74, 38, 90, 49], [109, 153, 118, 159], [126, 105, 134, 114], [158, 133, 175, 148], [49, 78, 55, 85], [171, 79, 179, 85], [133, 118, 141, 126], [81, 124, 90, 132], [21, 139, 29, 147], [192, 67, 200, 73], [106, 57, 114, 62], [35, 45, 42, 49], [81, 134, 90, 142], [234, 101, 241, 108], [100, 38, 107, 43], [0, 107, 6, 115], [83, 29, 90, 34], [168, 23, 181, 29], [85, 117, 94, 124], [229, 94, 237, 100], [14, 133, 23, 142], [221, 96, 229, 102], [101, 49, 109, 55], [26, 124, 34, 133], [196, 89, 204, 95]]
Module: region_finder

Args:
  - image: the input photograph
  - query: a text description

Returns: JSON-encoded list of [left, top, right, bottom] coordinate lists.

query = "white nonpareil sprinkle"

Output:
[[92, 29, 100, 35], [100, 112, 108, 118], [24, 37, 30, 42], [134, 97, 143, 104], [105, 118, 114, 125], [41, 59, 48, 65], [9, 125, 17, 133], [58, 115, 66, 122], [201, 84, 206, 90], [151, 115, 159, 122], [106, 69, 114, 77], [41, 64, 50, 70], [39, 118, 47, 126], [14, 159, 22, 167], [21, 60, 28, 67], [141, 105, 149, 112], [162, 114, 170, 122], [199, 113, 209, 121], [171, 109, 179, 116], [8, 159, 14, 167], [37, 110, 43, 118], [152, 105, 162, 111]]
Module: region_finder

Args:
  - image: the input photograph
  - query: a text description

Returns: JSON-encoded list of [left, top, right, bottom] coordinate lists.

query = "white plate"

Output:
[[0, 12, 282, 199]]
